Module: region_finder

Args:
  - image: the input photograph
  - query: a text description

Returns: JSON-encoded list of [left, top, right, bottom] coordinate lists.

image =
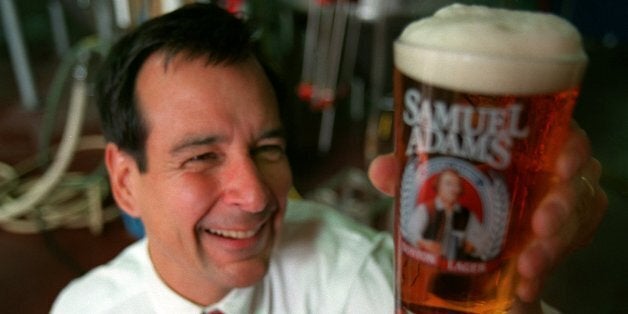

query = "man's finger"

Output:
[[368, 154, 398, 196], [555, 123, 590, 180]]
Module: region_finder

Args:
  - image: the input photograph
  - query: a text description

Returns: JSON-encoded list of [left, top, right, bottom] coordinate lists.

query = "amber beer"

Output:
[[393, 4, 587, 313]]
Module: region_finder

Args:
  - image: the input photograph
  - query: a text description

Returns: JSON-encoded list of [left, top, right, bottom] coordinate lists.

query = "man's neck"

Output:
[[436, 198, 457, 211], [148, 243, 231, 306]]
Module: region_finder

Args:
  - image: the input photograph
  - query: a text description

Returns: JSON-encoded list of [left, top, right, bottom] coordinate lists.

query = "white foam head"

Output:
[[394, 4, 587, 95]]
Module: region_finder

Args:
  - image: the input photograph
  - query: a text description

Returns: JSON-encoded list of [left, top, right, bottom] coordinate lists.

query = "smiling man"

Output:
[[124, 54, 291, 304], [51, 3, 606, 314], [51, 4, 393, 313]]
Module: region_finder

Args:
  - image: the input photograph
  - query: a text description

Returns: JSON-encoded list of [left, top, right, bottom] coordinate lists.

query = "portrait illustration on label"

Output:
[[400, 157, 510, 273]]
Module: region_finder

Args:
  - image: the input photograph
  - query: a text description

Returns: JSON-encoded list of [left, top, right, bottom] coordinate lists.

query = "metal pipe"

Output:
[[48, 0, 70, 57], [0, 0, 38, 109], [93, 0, 113, 42], [112, 0, 131, 29]]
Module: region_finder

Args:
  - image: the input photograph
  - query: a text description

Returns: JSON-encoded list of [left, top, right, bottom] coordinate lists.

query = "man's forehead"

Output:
[[135, 50, 280, 140], [439, 170, 461, 183], [140, 51, 203, 75], [134, 51, 248, 105]]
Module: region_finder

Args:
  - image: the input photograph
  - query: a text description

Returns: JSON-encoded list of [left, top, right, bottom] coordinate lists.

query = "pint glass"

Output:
[[393, 4, 587, 313]]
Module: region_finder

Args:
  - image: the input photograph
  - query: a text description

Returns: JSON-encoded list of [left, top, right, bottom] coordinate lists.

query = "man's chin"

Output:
[[221, 258, 271, 288]]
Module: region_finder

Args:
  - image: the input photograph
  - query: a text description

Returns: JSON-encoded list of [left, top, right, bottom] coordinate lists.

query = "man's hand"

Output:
[[515, 122, 607, 302], [367, 122, 607, 307]]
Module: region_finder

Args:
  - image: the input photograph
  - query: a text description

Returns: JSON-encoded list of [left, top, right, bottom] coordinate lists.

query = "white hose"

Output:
[[0, 66, 86, 221]]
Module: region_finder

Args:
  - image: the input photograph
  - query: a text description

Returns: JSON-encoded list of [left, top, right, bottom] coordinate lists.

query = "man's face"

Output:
[[437, 171, 462, 206], [116, 53, 292, 304]]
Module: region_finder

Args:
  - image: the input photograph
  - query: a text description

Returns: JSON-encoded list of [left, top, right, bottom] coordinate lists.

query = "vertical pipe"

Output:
[[112, 0, 131, 29], [318, 107, 336, 153], [369, 7, 387, 107], [160, 0, 182, 14], [48, 0, 70, 57], [301, 0, 321, 86], [312, 4, 333, 105], [93, 0, 113, 42], [0, 0, 38, 109], [326, 0, 348, 94]]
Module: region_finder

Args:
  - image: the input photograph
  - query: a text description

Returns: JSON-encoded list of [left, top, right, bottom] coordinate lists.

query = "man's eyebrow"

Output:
[[259, 127, 286, 141], [169, 135, 223, 155], [169, 128, 285, 155]]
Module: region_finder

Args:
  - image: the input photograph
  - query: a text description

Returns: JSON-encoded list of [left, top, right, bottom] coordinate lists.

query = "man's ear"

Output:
[[105, 143, 142, 218]]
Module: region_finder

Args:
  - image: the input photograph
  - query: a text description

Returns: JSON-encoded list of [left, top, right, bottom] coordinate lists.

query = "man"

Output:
[[52, 3, 606, 313], [403, 169, 480, 260]]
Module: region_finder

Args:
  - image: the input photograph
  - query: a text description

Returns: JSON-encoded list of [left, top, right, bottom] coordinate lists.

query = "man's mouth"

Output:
[[203, 225, 262, 239]]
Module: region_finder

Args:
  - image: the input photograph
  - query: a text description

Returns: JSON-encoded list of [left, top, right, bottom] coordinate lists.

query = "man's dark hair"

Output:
[[96, 3, 255, 171]]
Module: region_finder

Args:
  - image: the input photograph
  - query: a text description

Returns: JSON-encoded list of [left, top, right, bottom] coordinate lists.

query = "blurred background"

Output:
[[0, 0, 625, 313]]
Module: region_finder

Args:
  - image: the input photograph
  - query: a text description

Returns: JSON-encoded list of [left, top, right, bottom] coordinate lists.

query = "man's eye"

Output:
[[189, 152, 219, 163], [252, 145, 285, 162]]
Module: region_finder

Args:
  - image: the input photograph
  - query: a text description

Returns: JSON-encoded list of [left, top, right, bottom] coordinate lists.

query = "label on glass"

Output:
[[398, 86, 530, 274], [394, 67, 577, 312]]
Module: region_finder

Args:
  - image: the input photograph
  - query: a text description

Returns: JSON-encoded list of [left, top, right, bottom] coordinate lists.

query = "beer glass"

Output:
[[393, 4, 587, 313]]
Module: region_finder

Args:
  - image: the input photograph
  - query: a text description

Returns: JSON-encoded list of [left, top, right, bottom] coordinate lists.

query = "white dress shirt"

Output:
[[51, 200, 394, 314]]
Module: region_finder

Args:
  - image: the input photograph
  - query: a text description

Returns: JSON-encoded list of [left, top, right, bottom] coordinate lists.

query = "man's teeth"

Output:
[[206, 228, 258, 239]]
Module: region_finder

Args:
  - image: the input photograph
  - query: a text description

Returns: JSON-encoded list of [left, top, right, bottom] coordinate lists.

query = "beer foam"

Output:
[[395, 4, 587, 95]]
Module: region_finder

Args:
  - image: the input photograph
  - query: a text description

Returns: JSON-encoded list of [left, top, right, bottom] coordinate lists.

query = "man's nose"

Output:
[[221, 156, 269, 212]]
